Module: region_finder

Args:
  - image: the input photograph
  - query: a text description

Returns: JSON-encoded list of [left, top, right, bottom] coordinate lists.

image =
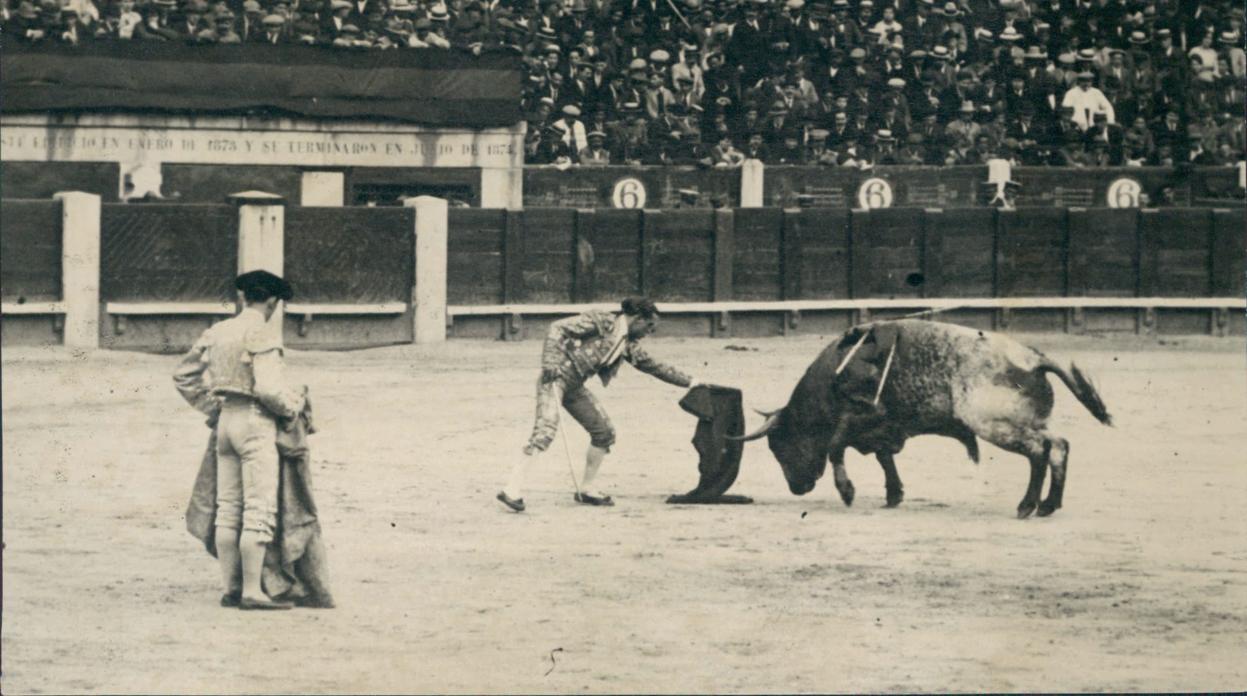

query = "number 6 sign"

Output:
[[611, 177, 647, 209], [1106, 177, 1142, 208], [857, 178, 894, 209]]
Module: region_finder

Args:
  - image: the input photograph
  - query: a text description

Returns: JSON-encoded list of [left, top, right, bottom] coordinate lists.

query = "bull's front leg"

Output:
[[876, 451, 904, 508], [826, 416, 856, 507], [828, 449, 855, 507]]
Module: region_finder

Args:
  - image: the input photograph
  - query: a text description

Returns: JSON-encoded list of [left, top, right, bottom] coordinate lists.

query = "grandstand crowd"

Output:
[[3, 0, 1244, 167]]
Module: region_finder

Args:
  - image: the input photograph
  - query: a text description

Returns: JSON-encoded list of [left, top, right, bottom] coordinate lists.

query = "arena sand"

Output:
[[3, 332, 1245, 693]]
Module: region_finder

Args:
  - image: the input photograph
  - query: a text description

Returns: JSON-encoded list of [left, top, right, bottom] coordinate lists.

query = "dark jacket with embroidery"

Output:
[[541, 310, 692, 389]]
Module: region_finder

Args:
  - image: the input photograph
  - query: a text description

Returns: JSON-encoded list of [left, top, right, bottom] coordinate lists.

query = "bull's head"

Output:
[[735, 406, 834, 495], [733, 339, 860, 495]]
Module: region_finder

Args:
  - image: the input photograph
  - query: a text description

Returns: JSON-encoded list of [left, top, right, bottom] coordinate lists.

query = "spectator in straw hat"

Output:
[[936, 2, 968, 53], [579, 129, 613, 166], [233, 0, 260, 40], [553, 104, 589, 162], [212, 9, 240, 42], [946, 99, 982, 147], [255, 13, 285, 43], [806, 128, 837, 165], [1152, 28, 1183, 74], [424, 9, 451, 47], [873, 129, 901, 164]]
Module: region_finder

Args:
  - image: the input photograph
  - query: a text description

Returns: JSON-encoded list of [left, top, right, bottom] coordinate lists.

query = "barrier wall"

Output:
[[97, 203, 236, 350], [283, 206, 415, 348], [0, 199, 63, 345], [2, 196, 1243, 350], [445, 206, 1245, 339], [1, 200, 63, 302]]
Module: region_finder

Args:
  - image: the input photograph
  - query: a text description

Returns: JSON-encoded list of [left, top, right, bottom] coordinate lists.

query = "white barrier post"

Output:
[[230, 191, 286, 341], [53, 191, 101, 349], [300, 171, 345, 207], [740, 159, 765, 208], [404, 196, 448, 344]]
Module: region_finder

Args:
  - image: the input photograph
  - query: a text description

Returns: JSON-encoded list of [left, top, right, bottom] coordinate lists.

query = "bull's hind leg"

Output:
[[1037, 437, 1070, 517], [977, 420, 1050, 519], [1018, 449, 1048, 519]]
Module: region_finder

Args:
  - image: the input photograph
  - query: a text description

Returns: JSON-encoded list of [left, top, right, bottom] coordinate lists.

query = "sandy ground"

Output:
[[2, 330, 1246, 694]]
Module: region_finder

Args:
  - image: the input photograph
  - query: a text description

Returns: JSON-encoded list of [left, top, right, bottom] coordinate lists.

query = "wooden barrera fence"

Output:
[[2, 194, 1243, 351], [444, 206, 1244, 340]]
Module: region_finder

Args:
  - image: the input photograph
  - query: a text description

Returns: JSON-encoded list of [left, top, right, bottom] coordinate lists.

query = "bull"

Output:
[[736, 320, 1112, 518]]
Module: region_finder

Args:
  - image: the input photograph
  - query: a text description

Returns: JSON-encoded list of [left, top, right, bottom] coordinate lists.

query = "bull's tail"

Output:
[[1040, 359, 1113, 426]]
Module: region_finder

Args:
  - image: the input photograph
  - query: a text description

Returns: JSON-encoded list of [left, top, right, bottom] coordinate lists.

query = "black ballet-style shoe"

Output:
[[496, 491, 526, 512], [573, 492, 614, 506]]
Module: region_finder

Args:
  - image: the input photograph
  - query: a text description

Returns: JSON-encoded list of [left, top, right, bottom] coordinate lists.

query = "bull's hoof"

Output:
[[884, 487, 904, 508], [1036, 501, 1060, 517], [837, 481, 856, 507], [1017, 499, 1038, 519]]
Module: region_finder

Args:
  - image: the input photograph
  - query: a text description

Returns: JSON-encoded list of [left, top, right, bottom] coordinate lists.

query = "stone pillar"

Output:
[[404, 196, 448, 344], [300, 171, 346, 207], [480, 167, 523, 209], [740, 159, 764, 208], [53, 191, 101, 349], [230, 191, 286, 341]]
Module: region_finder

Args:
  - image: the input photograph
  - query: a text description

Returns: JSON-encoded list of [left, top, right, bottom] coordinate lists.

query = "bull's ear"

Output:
[[729, 409, 783, 441]]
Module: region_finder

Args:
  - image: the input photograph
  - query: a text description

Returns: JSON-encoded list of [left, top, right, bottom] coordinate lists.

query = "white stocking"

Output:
[[581, 445, 608, 496]]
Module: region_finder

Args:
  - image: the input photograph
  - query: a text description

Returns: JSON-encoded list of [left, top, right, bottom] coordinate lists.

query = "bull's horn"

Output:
[[729, 409, 783, 442]]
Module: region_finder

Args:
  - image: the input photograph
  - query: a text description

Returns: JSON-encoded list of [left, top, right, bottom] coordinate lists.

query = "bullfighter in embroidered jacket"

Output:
[[498, 297, 700, 512]]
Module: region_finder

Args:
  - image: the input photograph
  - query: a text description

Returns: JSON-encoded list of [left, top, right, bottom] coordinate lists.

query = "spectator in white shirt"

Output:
[[1188, 30, 1219, 78], [870, 6, 903, 44], [1061, 71, 1115, 131], [554, 104, 589, 162]]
